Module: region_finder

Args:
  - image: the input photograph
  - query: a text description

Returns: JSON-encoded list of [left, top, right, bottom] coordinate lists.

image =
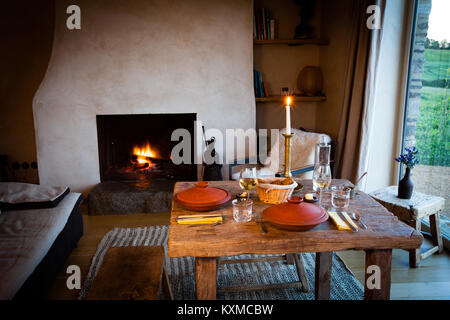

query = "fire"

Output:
[[286, 96, 292, 107], [133, 142, 157, 166]]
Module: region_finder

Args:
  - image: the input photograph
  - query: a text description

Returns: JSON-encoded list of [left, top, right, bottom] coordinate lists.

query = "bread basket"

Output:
[[256, 177, 298, 204]]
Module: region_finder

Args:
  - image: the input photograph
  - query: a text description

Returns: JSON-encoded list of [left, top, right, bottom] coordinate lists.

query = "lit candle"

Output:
[[285, 96, 292, 135]]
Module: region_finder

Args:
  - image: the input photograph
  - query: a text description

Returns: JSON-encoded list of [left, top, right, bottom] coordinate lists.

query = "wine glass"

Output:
[[239, 167, 258, 198], [312, 164, 332, 208]]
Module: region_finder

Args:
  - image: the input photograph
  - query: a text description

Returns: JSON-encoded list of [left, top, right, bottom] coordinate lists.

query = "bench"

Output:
[[87, 246, 173, 300]]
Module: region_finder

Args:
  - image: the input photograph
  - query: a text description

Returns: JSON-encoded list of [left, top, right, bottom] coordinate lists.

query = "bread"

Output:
[[258, 178, 293, 185]]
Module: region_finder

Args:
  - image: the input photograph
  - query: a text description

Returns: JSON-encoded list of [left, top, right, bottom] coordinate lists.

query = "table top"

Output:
[[168, 180, 422, 258]]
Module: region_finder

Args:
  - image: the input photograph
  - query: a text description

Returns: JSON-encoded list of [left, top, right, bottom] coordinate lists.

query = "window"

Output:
[[403, 0, 449, 242]]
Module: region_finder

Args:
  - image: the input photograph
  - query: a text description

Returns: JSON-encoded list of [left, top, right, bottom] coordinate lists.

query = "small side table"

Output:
[[370, 186, 444, 267]]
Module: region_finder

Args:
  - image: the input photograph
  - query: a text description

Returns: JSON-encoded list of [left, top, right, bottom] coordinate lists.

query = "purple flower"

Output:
[[395, 147, 419, 169]]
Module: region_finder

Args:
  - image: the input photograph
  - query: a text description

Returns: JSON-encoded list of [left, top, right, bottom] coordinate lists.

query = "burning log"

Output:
[[138, 156, 169, 164], [131, 155, 169, 164], [132, 162, 149, 170]]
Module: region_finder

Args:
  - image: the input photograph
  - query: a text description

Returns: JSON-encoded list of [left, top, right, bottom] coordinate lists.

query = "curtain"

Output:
[[334, 0, 386, 184]]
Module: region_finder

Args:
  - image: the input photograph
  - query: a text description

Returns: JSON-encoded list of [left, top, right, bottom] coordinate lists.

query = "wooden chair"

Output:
[[217, 254, 310, 293], [87, 246, 173, 300], [228, 141, 335, 180]]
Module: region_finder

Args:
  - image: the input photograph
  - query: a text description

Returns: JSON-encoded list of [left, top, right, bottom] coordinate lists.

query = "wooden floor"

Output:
[[46, 208, 450, 300]]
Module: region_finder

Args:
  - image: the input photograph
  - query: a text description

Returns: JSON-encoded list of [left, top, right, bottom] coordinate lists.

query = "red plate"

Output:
[[262, 196, 328, 231], [174, 181, 231, 211]]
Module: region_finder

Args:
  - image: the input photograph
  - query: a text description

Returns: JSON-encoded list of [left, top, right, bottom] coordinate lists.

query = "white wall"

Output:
[[365, 0, 413, 192], [33, 0, 255, 192]]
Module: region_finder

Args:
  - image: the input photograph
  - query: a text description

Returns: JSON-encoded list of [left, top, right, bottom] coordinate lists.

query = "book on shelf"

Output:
[[270, 19, 275, 40], [262, 8, 267, 40], [254, 8, 277, 41], [253, 70, 266, 98], [262, 82, 269, 97]]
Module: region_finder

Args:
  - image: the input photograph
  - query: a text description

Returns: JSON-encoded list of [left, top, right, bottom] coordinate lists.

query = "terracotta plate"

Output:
[[174, 181, 231, 211], [262, 196, 328, 231]]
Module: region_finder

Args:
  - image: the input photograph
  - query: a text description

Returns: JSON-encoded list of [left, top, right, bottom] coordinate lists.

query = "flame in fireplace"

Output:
[[133, 142, 158, 166]]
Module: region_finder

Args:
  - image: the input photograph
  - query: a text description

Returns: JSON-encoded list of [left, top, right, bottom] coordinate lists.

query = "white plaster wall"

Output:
[[33, 0, 255, 192]]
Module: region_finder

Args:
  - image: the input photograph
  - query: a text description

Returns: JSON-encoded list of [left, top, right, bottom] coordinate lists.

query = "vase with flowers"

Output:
[[395, 147, 419, 199]]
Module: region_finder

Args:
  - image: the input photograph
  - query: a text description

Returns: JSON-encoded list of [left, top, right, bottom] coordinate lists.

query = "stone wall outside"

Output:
[[412, 164, 449, 218], [404, 0, 432, 149]]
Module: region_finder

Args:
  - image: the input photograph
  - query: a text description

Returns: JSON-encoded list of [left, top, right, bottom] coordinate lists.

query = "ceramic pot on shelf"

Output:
[[297, 66, 323, 96], [398, 167, 414, 199]]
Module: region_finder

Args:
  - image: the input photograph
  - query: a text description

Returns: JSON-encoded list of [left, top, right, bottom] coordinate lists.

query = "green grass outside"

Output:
[[422, 49, 449, 84], [415, 48, 448, 166]]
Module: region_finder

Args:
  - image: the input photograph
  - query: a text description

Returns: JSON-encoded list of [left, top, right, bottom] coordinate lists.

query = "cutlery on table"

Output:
[[188, 220, 223, 228], [351, 212, 368, 229], [336, 211, 358, 233]]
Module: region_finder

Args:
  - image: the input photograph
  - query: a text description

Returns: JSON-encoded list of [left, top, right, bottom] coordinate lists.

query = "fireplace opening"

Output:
[[96, 113, 197, 182]]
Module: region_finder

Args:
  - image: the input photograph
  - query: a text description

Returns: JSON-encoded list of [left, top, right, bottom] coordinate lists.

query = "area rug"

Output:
[[79, 225, 363, 300]]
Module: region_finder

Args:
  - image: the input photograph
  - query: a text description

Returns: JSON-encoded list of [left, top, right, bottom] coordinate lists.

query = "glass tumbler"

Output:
[[232, 199, 253, 222], [331, 186, 351, 209]]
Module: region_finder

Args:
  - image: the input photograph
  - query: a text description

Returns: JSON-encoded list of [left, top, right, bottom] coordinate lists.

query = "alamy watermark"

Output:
[[66, 5, 81, 30], [366, 264, 382, 290], [66, 4, 381, 30], [367, 5, 381, 30], [170, 121, 279, 166], [66, 265, 81, 290]]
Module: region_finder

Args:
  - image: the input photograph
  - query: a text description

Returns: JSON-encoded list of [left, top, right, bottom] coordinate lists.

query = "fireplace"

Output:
[[96, 113, 197, 182]]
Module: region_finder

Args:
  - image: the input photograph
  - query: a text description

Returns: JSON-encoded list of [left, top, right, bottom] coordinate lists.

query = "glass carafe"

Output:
[[313, 137, 332, 208], [314, 136, 331, 167]]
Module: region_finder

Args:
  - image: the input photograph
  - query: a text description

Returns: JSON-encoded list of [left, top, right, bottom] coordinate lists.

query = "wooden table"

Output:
[[370, 186, 445, 267], [168, 179, 423, 300]]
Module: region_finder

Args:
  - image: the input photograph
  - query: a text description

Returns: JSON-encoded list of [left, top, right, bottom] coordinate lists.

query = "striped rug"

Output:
[[79, 225, 363, 300]]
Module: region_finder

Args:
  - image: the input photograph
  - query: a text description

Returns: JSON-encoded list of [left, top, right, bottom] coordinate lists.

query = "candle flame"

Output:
[[286, 96, 292, 107]]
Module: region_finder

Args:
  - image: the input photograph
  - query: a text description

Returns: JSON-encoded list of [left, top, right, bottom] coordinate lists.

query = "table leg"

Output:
[[195, 257, 217, 300], [364, 249, 392, 300], [314, 251, 332, 300], [409, 220, 421, 268], [430, 213, 443, 254]]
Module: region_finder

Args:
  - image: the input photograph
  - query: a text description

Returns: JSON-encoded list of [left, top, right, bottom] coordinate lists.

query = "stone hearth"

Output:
[[88, 180, 174, 215]]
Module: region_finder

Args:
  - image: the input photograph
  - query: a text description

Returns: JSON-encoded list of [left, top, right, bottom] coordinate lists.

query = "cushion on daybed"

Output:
[[0, 182, 69, 210]]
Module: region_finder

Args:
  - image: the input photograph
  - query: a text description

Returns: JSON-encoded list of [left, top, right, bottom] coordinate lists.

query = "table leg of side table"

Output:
[[314, 251, 332, 300], [409, 220, 421, 267], [430, 213, 444, 254], [195, 257, 218, 300], [364, 249, 392, 300]]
